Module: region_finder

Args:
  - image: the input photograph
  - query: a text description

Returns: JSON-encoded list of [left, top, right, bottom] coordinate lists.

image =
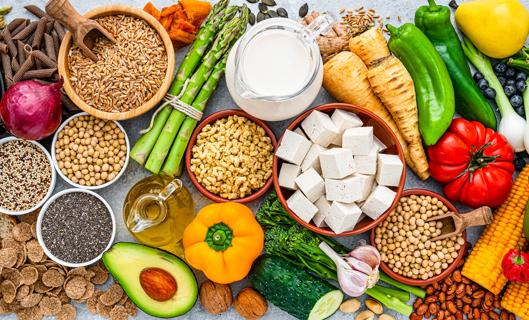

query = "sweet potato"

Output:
[[143, 2, 161, 21], [323, 51, 417, 174], [180, 0, 211, 26], [169, 29, 195, 47]]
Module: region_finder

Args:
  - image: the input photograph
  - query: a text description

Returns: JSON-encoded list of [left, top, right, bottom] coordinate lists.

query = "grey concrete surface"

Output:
[[2, 0, 527, 319]]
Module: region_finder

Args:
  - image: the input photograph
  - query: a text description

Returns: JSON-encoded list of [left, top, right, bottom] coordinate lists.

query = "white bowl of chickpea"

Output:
[[51, 112, 130, 190]]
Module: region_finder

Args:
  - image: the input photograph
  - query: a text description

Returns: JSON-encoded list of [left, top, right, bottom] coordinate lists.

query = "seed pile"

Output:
[[55, 115, 127, 187], [190, 115, 274, 200], [411, 253, 515, 320], [0, 212, 136, 320], [68, 14, 168, 113], [342, 7, 385, 36], [0, 140, 52, 212], [374, 194, 465, 280], [41, 192, 113, 264]]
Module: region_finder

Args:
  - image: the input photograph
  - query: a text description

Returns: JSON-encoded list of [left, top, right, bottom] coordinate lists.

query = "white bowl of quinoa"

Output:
[[0, 137, 56, 216], [36, 188, 116, 268]]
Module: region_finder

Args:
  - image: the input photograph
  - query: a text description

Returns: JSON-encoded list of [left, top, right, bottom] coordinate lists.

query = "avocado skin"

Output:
[[102, 242, 198, 318]]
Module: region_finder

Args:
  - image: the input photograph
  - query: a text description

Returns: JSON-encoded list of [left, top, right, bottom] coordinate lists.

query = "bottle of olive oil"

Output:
[[123, 175, 195, 257]]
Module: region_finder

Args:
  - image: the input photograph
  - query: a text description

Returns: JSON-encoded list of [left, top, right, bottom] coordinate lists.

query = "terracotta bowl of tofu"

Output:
[[273, 103, 406, 236], [185, 109, 277, 203], [370, 189, 467, 286]]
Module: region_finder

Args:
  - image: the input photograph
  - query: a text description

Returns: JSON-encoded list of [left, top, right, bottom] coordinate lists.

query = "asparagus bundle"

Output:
[[130, 1, 248, 175]]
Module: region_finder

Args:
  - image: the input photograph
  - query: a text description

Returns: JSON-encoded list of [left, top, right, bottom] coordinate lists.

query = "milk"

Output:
[[240, 29, 313, 97], [225, 18, 324, 122]]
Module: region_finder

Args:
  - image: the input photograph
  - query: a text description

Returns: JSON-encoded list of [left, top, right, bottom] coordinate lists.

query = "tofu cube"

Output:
[[278, 163, 301, 190], [376, 154, 404, 187], [276, 130, 312, 165], [331, 109, 363, 145], [287, 190, 318, 223], [374, 136, 387, 152], [301, 110, 339, 147], [354, 146, 378, 175], [326, 202, 363, 234], [301, 144, 326, 173], [295, 168, 325, 202], [313, 196, 332, 227], [361, 186, 396, 220], [325, 175, 363, 203], [319, 148, 356, 179], [342, 127, 374, 155], [354, 173, 376, 202], [294, 127, 307, 139]]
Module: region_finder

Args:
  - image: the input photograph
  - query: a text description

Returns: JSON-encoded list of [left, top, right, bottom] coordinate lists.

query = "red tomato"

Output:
[[428, 118, 515, 208]]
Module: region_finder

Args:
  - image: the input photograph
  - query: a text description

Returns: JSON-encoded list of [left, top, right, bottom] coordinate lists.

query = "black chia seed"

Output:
[[41, 192, 113, 264]]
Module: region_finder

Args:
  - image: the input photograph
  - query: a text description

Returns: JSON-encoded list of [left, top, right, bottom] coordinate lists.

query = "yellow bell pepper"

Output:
[[182, 202, 264, 284], [455, 0, 529, 59]]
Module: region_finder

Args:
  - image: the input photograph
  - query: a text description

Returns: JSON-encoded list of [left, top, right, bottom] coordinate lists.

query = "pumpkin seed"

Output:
[[276, 7, 288, 17], [247, 0, 259, 3], [268, 10, 278, 18], [258, 3, 268, 13], [299, 3, 309, 17], [249, 12, 256, 25], [257, 12, 266, 22], [261, 0, 277, 6]]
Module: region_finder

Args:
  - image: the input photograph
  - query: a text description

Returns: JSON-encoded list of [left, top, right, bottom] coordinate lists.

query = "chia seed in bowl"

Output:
[[37, 189, 115, 267]]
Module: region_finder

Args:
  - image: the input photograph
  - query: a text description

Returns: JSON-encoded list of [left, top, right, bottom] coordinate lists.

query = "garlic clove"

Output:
[[345, 256, 373, 274], [338, 268, 369, 297], [349, 245, 381, 269]]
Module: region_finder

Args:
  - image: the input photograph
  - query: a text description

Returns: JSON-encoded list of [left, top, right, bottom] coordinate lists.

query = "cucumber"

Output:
[[249, 255, 343, 320], [523, 202, 529, 240]]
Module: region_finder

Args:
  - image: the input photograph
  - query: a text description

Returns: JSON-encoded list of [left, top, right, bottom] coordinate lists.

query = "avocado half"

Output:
[[102, 242, 198, 318]]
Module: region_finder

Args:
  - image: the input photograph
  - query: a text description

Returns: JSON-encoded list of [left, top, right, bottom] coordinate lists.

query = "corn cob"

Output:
[[461, 165, 529, 294], [502, 280, 529, 320]]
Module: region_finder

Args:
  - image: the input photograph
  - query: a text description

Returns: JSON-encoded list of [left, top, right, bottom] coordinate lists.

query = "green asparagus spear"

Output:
[[144, 17, 245, 174], [171, 4, 238, 94], [161, 7, 249, 176], [130, 1, 235, 165], [161, 54, 229, 176]]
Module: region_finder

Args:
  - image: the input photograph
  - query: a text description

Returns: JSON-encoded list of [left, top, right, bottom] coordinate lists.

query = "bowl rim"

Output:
[[185, 109, 278, 203], [51, 112, 130, 190], [36, 188, 116, 268], [0, 137, 57, 216], [57, 5, 176, 120], [273, 102, 406, 236], [370, 188, 467, 286]]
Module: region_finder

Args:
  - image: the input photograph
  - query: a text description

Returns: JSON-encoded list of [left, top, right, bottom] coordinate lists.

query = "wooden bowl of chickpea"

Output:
[[51, 112, 130, 190], [370, 189, 467, 286], [185, 109, 277, 203]]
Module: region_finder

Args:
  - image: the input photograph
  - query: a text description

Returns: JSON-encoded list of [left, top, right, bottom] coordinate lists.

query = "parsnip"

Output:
[[349, 27, 390, 66], [323, 51, 417, 174], [368, 56, 430, 180]]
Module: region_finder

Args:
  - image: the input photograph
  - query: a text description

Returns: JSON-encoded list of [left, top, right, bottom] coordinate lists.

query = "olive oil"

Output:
[[123, 175, 195, 257]]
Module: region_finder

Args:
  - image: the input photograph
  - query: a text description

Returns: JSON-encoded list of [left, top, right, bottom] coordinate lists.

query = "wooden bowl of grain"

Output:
[[57, 5, 176, 120]]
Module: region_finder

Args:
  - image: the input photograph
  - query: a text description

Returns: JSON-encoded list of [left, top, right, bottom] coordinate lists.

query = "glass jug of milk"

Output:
[[225, 15, 333, 121]]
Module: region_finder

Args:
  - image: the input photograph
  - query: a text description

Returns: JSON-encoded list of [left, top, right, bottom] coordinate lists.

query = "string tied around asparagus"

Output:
[[139, 79, 203, 134]]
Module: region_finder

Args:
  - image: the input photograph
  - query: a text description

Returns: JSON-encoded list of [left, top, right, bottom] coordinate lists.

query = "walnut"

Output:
[[199, 280, 232, 315], [234, 287, 268, 320]]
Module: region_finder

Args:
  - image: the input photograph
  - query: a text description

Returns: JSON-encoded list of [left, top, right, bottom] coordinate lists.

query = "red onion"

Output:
[[0, 80, 63, 140]]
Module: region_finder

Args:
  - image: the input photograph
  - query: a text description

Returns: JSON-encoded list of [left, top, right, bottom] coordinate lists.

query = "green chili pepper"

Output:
[[415, 0, 497, 129], [387, 23, 455, 146]]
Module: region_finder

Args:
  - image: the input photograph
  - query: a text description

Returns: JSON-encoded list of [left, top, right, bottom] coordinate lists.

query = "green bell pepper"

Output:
[[415, 0, 497, 129], [387, 23, 455, 146]]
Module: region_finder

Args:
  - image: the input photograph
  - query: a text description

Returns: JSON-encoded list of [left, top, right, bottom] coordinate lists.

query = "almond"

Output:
[[365, 299, 383, 315], [340, 298, 360, 314]]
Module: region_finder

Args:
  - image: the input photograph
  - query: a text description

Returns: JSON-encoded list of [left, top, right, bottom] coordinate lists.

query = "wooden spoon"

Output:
[[45, 0, 115, 62], [426, 206, 493, 242]]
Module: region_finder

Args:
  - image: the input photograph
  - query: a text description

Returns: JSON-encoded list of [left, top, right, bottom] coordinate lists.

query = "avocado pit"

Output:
[[140, 267, 178, 301]]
